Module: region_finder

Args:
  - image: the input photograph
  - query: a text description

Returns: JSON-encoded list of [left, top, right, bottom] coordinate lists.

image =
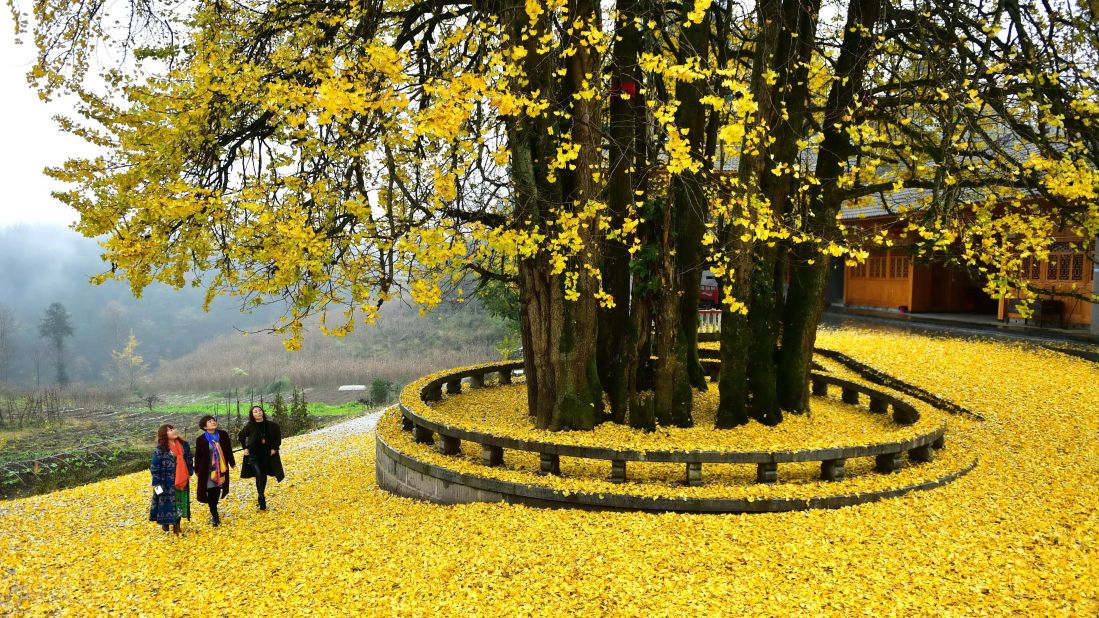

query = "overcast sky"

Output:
[[0, 10, 90, 229]]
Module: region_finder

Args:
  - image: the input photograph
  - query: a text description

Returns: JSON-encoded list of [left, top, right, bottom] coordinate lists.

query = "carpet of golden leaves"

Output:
[[405, 374, 942, 453], [1, 328, 1096, 615]]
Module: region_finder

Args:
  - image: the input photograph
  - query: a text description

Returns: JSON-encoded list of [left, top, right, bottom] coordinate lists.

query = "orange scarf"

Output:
[[169, 439, 188, 490]]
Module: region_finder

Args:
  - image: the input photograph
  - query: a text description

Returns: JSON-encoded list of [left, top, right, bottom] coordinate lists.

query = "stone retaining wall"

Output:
[[376, 431, 978, 514]]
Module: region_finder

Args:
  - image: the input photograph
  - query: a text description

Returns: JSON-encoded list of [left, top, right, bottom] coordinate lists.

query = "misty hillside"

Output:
[[0, 224, 512, 390], [145, 302, 508, 394]]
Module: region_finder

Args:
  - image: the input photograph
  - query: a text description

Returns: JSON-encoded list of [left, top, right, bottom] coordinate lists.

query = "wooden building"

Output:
[[839, 205, 1095, 329]]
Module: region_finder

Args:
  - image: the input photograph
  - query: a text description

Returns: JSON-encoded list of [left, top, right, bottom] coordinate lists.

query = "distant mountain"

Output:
[[0, 224, 282, 386]]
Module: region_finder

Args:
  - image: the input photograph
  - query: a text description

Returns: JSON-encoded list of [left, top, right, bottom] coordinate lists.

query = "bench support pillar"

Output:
[[875, 452, 902, 473], [820, 458, 846, 481], [756, 462, 778, 484], [438, 434, 461, 456], [540, 453, 561, 476], [482, 444, 504, 467], [610, 460, 626, 484], [412, 425, 434, 446]]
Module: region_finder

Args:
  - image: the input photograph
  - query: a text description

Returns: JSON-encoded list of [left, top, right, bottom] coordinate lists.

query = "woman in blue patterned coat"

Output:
[[149, 424, 194, 534]]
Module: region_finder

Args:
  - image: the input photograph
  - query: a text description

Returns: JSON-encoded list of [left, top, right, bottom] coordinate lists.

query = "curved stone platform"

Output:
[[376, 429, 978, 513], [376, 360, 979, 512]]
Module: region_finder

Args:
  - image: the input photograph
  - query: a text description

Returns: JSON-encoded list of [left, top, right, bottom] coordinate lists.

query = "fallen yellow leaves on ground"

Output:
[[1, 328, 1097, 616], [379, 408, 972, 502], [406, 376, 941, 454]]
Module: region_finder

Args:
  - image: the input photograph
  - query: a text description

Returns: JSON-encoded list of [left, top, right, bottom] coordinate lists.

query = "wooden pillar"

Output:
[[1091, 236, 1099, 336], [498, 369, 513, 385], [811, 378, 828, 396], [446, 378, 462, 395]]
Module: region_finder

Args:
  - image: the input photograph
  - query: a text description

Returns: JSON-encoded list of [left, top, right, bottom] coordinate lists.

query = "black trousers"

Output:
[[251, 459, 268, 505], [206, 486, 221, 521]]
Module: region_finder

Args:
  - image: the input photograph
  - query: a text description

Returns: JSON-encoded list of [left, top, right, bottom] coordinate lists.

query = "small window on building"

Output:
[[868, 254, 888, 278], [888, 256, 909, 279], [1046, 253, 1082, 281], [1071, 253, 1084, 281]]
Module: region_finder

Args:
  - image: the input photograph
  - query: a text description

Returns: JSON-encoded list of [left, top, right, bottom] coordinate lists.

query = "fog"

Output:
[[0, 224, 283, 386]]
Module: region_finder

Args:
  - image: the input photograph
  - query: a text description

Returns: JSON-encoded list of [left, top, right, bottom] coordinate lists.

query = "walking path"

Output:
[[823, 307, 1099, 353]]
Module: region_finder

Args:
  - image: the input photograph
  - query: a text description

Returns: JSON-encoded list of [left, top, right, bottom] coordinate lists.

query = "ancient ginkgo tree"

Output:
[[18, 0, 1098, 432]]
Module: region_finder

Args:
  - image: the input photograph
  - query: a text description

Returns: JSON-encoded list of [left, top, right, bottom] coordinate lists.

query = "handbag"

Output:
[[240, 454, 255, 479]]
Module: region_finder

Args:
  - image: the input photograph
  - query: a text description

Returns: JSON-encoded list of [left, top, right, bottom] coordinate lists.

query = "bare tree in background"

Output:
[[0, 304, 16, 384], [100, 301, 128, 353]]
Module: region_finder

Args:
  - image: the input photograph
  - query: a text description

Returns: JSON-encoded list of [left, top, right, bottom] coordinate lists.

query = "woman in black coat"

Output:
[[194, 415, 235, 527], [238, 405, 284, 510]]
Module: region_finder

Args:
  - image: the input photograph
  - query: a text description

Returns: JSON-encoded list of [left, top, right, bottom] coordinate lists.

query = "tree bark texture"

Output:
[[598, 0, 646, 424], [503, 0, 603, 430], [777, 0, 883, 412]]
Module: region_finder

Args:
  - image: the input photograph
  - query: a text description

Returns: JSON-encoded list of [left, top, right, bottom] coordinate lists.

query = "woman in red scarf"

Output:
[[149, 424, 193, 534], [193, 415, 236, 527]]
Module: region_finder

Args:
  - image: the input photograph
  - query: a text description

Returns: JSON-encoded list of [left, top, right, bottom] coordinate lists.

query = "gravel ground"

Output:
[[298, 408, 386, 444]]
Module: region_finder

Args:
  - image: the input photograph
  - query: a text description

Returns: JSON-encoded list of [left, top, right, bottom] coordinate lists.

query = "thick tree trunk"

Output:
[[625, 282, 655, 430], [776, 0, 883, 411], [651, 8, 711, 427], [519, 258, 602, 430], [776, 248, 830, 412], [652, 194, 693, 426], [673, 175, 709, 393], [746, 252, 783, 425], [725, 0, 819, 425], [716, 254, 753, 427], [503, 0, 603, 430], [598, 0, 645, 424]]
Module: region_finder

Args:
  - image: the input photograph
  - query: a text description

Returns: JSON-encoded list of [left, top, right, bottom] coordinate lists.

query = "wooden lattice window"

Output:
[[1025, 256, 1041, 279], [868, 252, 888, 278], [889, 256, 909, 279], [1047, 253, 1083, 281]]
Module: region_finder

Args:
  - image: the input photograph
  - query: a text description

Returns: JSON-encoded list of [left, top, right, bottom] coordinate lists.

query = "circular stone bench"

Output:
[[375, 434, 976, 513], [397, 361, 947, 489]]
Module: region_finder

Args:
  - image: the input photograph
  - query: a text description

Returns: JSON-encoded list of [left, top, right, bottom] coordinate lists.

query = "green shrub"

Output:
[[271, 390, 290, 428], [370, 379, 393, 405], [289, 388, 311, 435]]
